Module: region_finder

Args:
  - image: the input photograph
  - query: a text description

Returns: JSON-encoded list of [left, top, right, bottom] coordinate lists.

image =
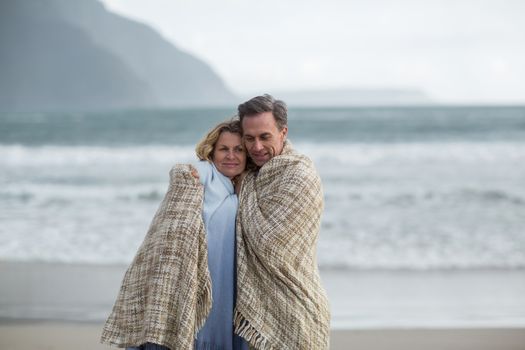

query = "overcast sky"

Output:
[[101, 0, 525, 104]]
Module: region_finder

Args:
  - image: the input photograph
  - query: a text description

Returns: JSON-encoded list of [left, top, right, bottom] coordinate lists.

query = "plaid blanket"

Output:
[[100, 164, 211, 349], [101, 142, 330, 349], [234, 141, 331, 349]]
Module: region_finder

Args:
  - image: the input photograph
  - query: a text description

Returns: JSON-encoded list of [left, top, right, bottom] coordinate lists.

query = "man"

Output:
[[239, 95, 288, 167], [233, 94, 330, 349]]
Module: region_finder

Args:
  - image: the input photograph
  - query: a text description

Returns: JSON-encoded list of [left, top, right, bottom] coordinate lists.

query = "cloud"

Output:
[[101, 0, 525, 103]]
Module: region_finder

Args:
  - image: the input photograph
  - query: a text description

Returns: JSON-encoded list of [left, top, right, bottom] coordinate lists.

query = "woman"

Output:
[[101, 119, 250, 350]]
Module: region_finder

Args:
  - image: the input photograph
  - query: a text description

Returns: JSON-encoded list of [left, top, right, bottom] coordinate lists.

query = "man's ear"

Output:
[[281, 126, 288, 140]]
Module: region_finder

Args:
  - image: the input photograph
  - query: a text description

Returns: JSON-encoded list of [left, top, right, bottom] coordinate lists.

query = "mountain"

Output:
[[0, 0, 236, 112], [270, 88, 433, 107]]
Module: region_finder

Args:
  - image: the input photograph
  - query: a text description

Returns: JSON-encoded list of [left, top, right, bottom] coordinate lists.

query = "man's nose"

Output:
[[253, 139, 263, 151]]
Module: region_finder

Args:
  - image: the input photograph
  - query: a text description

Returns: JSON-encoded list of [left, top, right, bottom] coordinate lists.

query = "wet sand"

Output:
[[1, 261, 525, 349], [1, 321, 524, 350]]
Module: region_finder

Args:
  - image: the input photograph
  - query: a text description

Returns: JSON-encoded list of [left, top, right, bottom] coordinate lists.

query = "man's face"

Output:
[[242, 111, 288, 167]]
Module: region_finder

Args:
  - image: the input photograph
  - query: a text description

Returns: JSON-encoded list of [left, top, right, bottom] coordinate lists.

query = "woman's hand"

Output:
[[189, 165, 200, 185], [191, 168, 200, 179]]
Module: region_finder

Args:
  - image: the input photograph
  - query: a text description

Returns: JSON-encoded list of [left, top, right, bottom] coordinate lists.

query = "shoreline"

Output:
[[2, 261, 525, 349], [1, 261, 525, 328]]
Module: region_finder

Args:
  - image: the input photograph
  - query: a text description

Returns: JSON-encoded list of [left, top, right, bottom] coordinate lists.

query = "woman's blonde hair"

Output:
[[195, 118, 243, 162]]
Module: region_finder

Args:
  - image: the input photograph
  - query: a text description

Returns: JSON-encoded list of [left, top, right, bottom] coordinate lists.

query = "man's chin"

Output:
[[252, 156, 268, 167]]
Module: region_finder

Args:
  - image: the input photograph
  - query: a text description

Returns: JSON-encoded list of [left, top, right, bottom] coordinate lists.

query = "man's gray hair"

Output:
[[237, 94, 288, 131]]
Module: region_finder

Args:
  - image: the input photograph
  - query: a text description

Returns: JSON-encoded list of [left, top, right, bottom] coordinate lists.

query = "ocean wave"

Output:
[[0, 185, 167, 204], [0, 144, 195, 166], [317, 261, 525, 271], [8, 179, 521, 207], [0, 191, 34, 202], [2, 141, 525, 271], [118, 190, 164, 202], [296, 141, 525, 166], [456, 189, 525, 205], [324, 188, 525, 206], [2, 248, 524, 271], [1, 142, 525, 167], [316, 232, 525, 271]]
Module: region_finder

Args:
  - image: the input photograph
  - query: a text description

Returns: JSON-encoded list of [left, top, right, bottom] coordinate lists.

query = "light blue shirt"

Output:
[[193, 161, 248, 350], [127, 162, 248, 350]]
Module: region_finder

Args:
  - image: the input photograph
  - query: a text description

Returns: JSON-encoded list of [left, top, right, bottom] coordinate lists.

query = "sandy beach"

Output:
[[1, 261, 525, 349], [1, 321, 524, 350]]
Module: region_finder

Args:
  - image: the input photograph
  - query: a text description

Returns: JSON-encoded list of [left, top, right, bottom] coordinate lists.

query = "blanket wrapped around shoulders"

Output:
[[234, 141, 331, 349], [100, 164, 212, 349]]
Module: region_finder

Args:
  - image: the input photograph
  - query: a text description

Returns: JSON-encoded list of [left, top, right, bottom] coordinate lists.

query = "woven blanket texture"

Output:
[[100, 142, 330, 350], [100, 164, 212, 349], [234, 141, 331, 349]]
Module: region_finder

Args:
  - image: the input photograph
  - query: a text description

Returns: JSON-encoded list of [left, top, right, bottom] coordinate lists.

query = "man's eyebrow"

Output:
[[242, 132, 272, 138], [244, 132, 271, 137]]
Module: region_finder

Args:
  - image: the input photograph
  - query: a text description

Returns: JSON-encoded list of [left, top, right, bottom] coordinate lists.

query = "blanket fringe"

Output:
[[194, 277, 213, 337], [233, 309, 272, 350]]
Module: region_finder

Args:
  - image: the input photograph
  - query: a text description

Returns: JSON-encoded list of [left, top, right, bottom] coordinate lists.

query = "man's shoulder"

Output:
[[281, 148, 315, 169], [260, 151, 321, 195], [280, 140, 314, 167], [266, 151, 319, 182]]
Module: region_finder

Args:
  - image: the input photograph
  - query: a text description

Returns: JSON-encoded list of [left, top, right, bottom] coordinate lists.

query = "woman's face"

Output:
[[212, 131, 246, 179]]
